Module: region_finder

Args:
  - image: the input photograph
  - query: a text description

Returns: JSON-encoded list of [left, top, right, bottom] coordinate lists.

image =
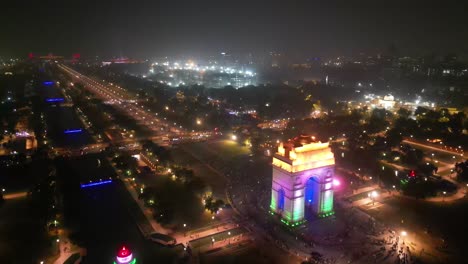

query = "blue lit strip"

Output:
[[46, 98, 64, 102], [64, 129, 83, 134], [43, 81, 54, 85], [81, 180, 112, 188]]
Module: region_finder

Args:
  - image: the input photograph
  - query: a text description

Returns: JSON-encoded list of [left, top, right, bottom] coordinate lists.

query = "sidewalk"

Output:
[[175, 221, 240, 245], [424, 189, 466, 202], [345, 184, 379, 198], [52, 237, 83, 264], [380, 160, 407, 171], [121, 178, 170, 235], [200, 234, 252, 254]]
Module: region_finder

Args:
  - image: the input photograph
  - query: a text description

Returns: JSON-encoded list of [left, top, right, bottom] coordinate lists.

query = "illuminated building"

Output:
[[148, 61, 257, 88], [38, 53, 64, 61], [114, 246, 136, 264], [270, 135, 335, 225], [10, 131, 37, 153]]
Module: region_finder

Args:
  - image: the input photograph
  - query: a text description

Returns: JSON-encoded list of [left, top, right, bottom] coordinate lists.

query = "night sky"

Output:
[[2, 0, 468, 59]]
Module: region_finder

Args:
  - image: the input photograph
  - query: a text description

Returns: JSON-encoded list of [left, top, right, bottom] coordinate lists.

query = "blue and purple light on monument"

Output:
[[64, 129, 83, 134], [43, 81, 54, 86]]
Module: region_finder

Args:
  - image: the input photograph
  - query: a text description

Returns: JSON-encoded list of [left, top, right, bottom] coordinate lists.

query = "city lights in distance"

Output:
[[149, 60, 256, 88]]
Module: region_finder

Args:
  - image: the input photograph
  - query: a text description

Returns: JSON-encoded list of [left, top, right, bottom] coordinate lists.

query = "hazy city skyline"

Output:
[[2, 0, 468, 58]]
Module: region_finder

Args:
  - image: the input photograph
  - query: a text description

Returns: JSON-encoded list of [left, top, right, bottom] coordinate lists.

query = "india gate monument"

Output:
[[270, 135, 335, 226]]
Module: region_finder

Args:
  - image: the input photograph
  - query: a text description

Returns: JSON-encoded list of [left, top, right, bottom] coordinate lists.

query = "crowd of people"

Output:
[[187, 140, 421, 263]]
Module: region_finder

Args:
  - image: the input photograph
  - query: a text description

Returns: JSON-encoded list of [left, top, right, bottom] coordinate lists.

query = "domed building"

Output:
[[114, 246, 136, 264]]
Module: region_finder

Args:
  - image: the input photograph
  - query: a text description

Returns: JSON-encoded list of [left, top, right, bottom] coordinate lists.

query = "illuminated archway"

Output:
[[270, 136, 335, 226]]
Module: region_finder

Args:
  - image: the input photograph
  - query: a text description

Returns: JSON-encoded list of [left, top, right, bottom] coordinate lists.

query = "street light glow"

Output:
[[332, 179, 340, 186]]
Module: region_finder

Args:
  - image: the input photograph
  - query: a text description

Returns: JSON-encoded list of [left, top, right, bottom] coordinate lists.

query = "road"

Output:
[[403, 139, 466, 159], [58, 64, 213, 142], [2, 191, 27, 200]]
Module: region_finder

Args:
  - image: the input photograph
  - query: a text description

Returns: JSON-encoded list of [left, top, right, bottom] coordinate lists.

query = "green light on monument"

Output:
[[320, 190, 333, 214]]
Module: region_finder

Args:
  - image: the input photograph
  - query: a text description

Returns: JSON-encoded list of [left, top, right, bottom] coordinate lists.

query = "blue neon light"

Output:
[[64, 129, 83, 134], [278, 189, 285, 210], [81, 180, 112, 188], [46, 98, 64, 102], [43, 81, 54, 85], [305, 178, 315, 206]]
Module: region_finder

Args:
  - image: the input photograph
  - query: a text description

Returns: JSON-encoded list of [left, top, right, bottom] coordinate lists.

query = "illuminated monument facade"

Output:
[[270, 135, 335, 226]]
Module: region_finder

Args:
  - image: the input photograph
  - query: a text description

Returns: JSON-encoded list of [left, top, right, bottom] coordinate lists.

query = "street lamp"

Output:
[[231, 135, 237, 141], [443, 191, 447, 201], [369, 191, 378, 205], [401, 230, 407, 243]]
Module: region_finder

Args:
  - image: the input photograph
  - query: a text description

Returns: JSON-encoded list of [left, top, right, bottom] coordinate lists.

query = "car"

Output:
[[148, 233, 176, 246]]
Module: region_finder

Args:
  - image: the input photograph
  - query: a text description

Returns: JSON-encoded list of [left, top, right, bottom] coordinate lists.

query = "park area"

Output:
[[171, 139, 251, 198]]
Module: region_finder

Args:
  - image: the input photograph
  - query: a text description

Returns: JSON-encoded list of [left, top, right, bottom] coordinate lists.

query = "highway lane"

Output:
[[403, 139, 466, 159], [58, 64, 186, 137]]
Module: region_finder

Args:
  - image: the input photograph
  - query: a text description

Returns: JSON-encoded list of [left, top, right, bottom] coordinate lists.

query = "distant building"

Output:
[[114, 246, 136, 264], [378, 94, 396, 109], [8, 131, 37, 154]]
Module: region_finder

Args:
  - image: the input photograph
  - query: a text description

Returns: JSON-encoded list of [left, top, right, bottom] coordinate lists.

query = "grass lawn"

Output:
[[206, 140, 251, 160]]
